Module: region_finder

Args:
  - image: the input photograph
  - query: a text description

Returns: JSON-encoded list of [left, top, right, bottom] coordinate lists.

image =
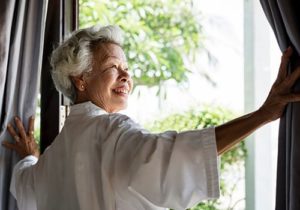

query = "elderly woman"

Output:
[[2, 25, 300, 210]]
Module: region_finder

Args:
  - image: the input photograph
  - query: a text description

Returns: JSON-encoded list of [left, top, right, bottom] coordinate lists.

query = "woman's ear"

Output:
[[70, 75, 86, 92]]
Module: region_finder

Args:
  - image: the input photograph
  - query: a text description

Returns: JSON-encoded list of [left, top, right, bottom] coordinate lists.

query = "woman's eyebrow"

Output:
[[102, 54, 119, 60], [103, 56, 128, 66], [101, 52, 127, 61]]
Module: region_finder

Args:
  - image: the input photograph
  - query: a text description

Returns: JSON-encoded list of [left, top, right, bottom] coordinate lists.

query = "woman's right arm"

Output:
[[2, 116, 39, 210]]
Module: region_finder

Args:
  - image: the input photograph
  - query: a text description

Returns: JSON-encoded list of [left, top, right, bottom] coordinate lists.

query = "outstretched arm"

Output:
[[216, 47, 300, 155]]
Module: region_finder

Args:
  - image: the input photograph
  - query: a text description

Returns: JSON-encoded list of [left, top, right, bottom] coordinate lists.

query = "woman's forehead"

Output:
[[93, 43, 127, 63]]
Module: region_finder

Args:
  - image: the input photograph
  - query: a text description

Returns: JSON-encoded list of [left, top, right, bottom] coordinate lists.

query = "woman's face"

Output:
[[83, 43, 133, 113]]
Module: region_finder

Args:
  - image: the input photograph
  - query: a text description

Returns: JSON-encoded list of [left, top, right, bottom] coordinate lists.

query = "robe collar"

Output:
[[69, 101, 108, 116]]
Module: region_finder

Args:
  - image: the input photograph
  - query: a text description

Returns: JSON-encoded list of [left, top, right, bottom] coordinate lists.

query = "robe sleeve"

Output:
[[111, 116, 220, 210], [10, 155, 38, 210]]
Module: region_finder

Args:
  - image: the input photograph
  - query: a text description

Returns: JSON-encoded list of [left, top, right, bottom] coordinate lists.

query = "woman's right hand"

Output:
[[2, 116, 40, 159]]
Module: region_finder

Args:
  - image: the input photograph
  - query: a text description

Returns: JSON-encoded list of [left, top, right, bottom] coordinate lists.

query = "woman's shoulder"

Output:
[[106, 113, 138, 128], [87, 113, 145, 141], [83, 112, 136, 128]]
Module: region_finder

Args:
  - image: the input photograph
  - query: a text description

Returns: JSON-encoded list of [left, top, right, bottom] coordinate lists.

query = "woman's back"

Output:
[[11, 102, 219, 210]]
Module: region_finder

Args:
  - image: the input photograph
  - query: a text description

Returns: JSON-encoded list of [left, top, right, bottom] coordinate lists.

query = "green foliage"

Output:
[[146, 106, 246, 209], [79, 0, 204, 87]]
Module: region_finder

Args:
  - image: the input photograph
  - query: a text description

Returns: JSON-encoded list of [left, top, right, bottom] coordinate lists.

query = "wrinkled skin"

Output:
[[72, 43, 133, 113], [2, 117, 39, 158]]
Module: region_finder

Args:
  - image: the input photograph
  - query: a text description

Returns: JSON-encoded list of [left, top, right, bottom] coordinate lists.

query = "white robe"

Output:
[[10, 101, 220, 210]]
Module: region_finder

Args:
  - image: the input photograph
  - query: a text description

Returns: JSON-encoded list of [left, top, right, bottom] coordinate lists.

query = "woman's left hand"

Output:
[[259, 47, 300, 122], [216, 47, 300, 154], [2, 116, 40, 159]]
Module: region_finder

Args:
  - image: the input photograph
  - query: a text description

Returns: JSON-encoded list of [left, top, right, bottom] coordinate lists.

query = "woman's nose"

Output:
[[119, 69, 130, 82]]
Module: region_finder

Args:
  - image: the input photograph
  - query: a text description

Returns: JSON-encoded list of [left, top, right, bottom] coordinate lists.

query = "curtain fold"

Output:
[[260, 0, 300, 209], [0, 0, 48, 209]]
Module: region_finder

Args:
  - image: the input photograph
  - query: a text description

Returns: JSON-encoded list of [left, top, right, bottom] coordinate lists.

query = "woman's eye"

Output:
[[103, 65, 117, 72], [107, 65, 117, 70], [102, 65, 129, 73]]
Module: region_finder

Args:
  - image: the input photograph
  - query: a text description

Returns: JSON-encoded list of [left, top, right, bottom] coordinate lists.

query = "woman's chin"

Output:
[[109, 101, 128, 113]]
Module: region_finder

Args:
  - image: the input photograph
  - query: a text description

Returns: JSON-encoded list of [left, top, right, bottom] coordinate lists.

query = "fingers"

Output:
[[285, 66, 300, 88], [14, 117, 27, 140], [7, 116, 35, 143], [276, 47, 293, 83], [28, 116, 35, 136], [1, 141, 17, 150], [2, 116, 39, 158], [7, 124, 20, 143], [283, 93, 300, 103]]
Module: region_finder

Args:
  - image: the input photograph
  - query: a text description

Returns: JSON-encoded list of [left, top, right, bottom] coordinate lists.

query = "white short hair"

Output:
[[50, 25, 123, 102]]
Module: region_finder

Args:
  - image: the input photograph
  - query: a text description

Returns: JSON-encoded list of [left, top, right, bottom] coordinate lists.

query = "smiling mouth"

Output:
[[113, 87, 129, 95]]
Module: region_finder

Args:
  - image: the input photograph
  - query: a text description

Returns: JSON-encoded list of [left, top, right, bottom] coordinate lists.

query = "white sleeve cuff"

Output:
[[10, 155, 38, 198]]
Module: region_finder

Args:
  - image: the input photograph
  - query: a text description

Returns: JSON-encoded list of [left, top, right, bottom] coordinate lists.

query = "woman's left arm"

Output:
[[216, 110, 270, 155], [216, 47, 300, 155]]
